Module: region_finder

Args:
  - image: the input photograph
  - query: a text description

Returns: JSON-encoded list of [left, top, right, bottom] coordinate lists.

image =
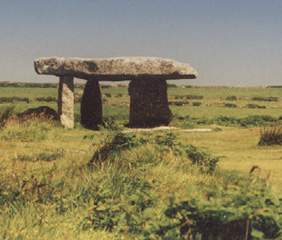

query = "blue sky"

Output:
[[0, 0, 282, 85]]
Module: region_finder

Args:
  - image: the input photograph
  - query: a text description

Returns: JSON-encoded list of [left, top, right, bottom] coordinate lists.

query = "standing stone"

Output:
[[58, 76, 74, 128], [80, 80, 102, 130], [128, 79, 172, 128]]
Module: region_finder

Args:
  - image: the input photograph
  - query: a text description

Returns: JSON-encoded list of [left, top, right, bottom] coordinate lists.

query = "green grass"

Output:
[[0, 84, 281, 239]]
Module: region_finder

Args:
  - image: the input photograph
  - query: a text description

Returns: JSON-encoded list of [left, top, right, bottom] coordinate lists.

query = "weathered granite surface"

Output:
[[128, 79, 172, 127], [80, 80, 103, 129], [58, 76, 74, 128], [34, 57, 197, 81]]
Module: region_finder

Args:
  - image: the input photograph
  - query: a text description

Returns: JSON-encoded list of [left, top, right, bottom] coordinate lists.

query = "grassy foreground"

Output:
[[0, 84, 281, 239]]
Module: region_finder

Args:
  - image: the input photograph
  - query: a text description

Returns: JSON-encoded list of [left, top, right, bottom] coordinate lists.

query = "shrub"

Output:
[[104, 93, 112, 98], [225, 96, 237, 101], [185, 145, 220, 173], [155, 175, 282, 239], [89, 132, 147, 166], [0, 106, 14, 128], [100, 116, 121, 131], [252, 96, 278, 102], [246, 103, 266, 109], [0, 97, 29, 104], [169, 100, 189, 106], [192, 102, 202, 107], [35, 96, 56, 102], [155, 132, 184, 156], [186, 95, 203, 100], [258, 125, 282, 146], [240, 115, 276, 127], [224, 103, 237, 108]]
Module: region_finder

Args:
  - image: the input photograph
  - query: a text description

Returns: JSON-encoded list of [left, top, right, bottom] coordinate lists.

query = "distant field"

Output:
[[0, 84, 281, 239]]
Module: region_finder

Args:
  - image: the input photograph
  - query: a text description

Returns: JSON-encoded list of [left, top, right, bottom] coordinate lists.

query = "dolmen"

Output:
[[34, 57, 198, 129]]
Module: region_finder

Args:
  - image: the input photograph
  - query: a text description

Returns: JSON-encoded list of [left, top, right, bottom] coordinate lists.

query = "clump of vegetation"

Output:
[[104, 93, 112, 98], [0, 106, 14, 128], [0, 96, 29, 104], [169, 100, 189, 106], [14, 149, 64, 162], [192, 101, 202, 107], [258, 125, 282, 146], [186, 95, 204, 100], [35, 96, 56, 102], [89, 132, 147, 166], [246, 103, 266, 109], [155, 132, 184, 156], [100, 116, 122, 131], [214, 115, 277, 127], [186, 144, 220, 173], [154, 175, 282, 239], [225, 95, 237, 101], [224, 102, 237, 108], [252, 96, 278, 102]]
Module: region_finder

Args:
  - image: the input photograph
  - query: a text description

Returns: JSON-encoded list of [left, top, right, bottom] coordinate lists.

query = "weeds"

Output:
[[186, 144, 220, 173], [258, 125, 282, 146], [0, 106, 14, 128]]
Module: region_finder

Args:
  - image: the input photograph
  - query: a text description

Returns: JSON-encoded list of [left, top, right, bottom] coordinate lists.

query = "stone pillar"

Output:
[[80, 80, 103, 130], [58, 76, 74, 128], [128, 79, 172, 128]]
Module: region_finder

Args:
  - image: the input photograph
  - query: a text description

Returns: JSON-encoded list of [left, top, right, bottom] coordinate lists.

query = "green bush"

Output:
[[246, 103, 266, 109], [89, 132, 147, 166], [225, 96, 237, 101], [185, 145, 220, 174], [192, 101, 202, 107], [224, 103, 237, 108], [153, 174, 282, 240], [252, 96, 278, 102]]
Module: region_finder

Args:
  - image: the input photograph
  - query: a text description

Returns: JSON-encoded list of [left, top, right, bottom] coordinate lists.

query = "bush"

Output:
[[224, 103, 237, 108], [240, 115, 276, 127], [246, 103, 266, 109], [104, 93, 112, 98], [252, 96, 278, 102], [0, 106, 14, 128], [186, 95, 203, 100], [155, 175, 282, 239], [258, 125, 282, 146], [35, 96, 56, 102], [0, 96, 29, 104], [169, 100, 189, 106], [155, 132, 184, 156], [185, 145, 220, 173], [89, 132, 147, 166], [100, 116, 121, 131], [225, 96, 237, 101], [192, 102, 202, 107]]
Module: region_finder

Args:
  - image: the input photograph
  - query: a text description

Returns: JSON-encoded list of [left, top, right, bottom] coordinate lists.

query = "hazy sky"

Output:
[[0, 0, 282, 86]]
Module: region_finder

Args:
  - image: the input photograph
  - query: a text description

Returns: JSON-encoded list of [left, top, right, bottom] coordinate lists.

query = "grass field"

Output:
[[0, 83, 281, 239]]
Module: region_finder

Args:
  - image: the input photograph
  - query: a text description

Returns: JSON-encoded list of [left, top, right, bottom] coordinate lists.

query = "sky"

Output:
[[0, 0, 282, 86]]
